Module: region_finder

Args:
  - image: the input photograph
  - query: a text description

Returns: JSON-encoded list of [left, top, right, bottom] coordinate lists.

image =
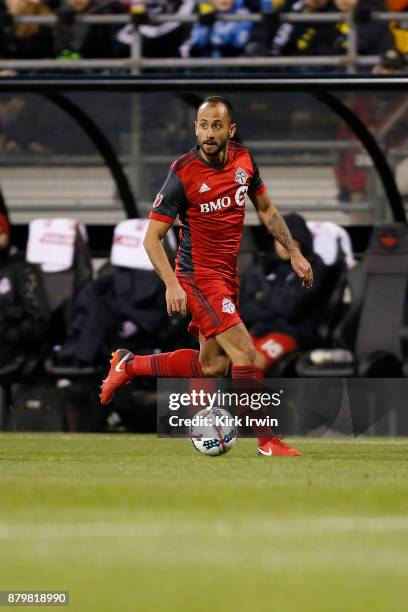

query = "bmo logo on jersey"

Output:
[[199, 185, 248, 213]]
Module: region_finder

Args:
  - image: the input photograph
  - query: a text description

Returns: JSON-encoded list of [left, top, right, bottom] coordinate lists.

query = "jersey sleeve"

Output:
[[149, 170, 186, 224], [248, 154, 266, 197]]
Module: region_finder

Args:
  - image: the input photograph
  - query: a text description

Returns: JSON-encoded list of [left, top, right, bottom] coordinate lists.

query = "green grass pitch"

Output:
[[1, 434, 408, 612]]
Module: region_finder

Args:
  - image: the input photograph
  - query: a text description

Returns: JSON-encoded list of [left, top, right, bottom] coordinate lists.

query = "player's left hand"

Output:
[[290, 250, 313, 288]]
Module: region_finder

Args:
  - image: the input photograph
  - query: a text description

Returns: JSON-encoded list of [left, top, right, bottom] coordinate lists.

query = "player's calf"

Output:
[[100, 348, 208, 405], [199, 355, 230, 377]]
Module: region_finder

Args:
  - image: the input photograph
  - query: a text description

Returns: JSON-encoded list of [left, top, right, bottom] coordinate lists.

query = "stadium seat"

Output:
[[45, 218, 182, 377], [26, 218, 92, 338], [296, 223, 408, 378], [107, 218, 184, 351], [1, 219, 92, 429], [307, 221, 354, 348], [307, 220, 356, 270], [25, 217, 93, 381], [43, 218, 181, 431]]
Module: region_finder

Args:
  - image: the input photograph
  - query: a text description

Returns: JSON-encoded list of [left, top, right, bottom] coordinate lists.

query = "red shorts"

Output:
[[252, 333, 298, 367], [178, 273, 242, 340]]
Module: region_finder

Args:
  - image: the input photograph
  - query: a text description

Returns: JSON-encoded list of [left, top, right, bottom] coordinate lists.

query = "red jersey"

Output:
[[149, 141, 266, 279]]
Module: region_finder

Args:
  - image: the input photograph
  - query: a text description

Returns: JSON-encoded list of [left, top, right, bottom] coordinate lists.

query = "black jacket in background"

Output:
[[0, 249, 50, 361], [240, 214, 328, 347], [57, 268, 168, 366], [240, 252, 327, 345]]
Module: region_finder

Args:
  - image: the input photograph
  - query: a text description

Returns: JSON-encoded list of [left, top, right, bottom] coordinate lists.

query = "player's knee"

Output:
[[200, 355, 230, 377]]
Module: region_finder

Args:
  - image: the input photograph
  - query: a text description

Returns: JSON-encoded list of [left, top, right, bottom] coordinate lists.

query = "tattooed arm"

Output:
[[250, 191, 314, 288]]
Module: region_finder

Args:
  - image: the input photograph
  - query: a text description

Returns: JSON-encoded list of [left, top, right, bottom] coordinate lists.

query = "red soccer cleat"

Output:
[[99, 349, 134, 405], [257, 436, 301, 457]]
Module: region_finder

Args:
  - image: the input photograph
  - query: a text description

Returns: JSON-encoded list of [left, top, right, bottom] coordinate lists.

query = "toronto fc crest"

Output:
[[234, 168, 249, 185], [222, 297, 236, 314]]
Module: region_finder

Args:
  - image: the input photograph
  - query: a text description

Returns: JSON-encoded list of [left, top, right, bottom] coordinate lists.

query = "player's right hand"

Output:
[[165, 282, 187, 317]]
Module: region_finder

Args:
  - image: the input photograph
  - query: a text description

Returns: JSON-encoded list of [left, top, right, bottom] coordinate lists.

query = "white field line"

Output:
[[1, 516, 408, 540]]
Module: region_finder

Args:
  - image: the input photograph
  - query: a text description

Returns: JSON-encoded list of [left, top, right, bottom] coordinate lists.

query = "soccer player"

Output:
[[100, 96, 313, 456]]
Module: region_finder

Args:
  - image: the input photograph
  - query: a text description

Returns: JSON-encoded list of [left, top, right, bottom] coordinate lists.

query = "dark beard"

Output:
[[199, 138, 228, 157]]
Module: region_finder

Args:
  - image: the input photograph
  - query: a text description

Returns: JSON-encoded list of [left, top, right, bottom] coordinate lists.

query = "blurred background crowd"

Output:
[[0, 0, 406, 70]]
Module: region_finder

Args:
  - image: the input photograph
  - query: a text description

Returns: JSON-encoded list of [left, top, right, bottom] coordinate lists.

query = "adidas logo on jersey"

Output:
[[199, 183, 211, 193]]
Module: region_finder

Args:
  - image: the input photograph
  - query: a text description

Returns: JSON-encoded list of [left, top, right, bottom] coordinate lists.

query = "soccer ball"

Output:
[[190, 407, 237, 456]]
